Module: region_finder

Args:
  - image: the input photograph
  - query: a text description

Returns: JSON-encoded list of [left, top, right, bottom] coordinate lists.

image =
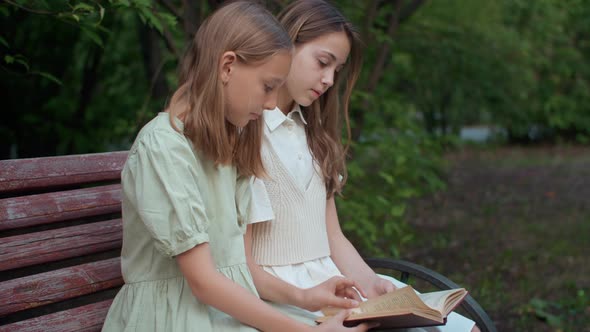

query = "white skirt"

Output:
[[262, 256, 475, 331]]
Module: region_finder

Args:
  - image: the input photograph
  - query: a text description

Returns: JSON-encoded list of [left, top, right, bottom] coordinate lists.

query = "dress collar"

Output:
[[263, 105, 308, 132]]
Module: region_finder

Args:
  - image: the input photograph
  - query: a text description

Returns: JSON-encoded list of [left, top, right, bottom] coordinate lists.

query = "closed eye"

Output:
[[318, 59, 329, 67]]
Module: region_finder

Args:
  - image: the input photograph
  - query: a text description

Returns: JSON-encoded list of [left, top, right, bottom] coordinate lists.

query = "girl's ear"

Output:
[[219, 51, 237, 85]]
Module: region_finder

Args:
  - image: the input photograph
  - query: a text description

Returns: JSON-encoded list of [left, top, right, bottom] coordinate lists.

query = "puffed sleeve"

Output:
[[123, 129, 210, 257], [247, 177, 275, 224]]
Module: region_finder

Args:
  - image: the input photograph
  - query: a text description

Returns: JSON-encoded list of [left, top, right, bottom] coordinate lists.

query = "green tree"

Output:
[[0, 0, 181, 157], [501, 0, 590, 142]]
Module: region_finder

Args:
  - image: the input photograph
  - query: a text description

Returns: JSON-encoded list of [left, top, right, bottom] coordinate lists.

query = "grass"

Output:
[[401, 145, 590, 332]]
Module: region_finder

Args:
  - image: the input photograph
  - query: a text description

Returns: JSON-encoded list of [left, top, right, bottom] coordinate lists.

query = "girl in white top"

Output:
[[246, 1, 480, 331]]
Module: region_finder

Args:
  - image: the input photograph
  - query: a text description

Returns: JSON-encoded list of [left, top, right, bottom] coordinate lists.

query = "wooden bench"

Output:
[[0, 151, 496, 332], [0, 152, 127, 332]]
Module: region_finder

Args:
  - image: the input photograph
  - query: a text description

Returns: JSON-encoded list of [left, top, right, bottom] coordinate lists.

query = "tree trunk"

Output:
[[139, 24, 170, 103], [66, 45, 104, 153]]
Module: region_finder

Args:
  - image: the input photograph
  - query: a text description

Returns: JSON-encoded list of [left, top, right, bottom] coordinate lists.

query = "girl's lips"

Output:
[[311, 89, 322, 97]]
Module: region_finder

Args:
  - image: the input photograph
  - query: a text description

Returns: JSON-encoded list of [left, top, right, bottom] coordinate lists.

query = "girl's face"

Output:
[[284, 31, 350, 108], [222, 51, 291, 128]]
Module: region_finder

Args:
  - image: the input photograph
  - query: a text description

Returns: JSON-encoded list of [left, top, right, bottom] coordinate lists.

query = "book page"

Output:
[[418, 288, 467, 315], [351, 286, 434, 317]]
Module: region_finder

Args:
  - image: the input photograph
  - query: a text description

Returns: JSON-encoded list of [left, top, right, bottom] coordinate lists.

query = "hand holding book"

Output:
[[316, 286, 468, 329]]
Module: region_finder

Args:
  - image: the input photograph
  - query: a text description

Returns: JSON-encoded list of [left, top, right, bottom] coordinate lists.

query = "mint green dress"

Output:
[[102, 113, 259, 332]]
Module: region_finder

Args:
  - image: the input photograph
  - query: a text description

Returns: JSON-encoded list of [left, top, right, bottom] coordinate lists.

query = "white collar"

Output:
[[263, 105, 308, 132]]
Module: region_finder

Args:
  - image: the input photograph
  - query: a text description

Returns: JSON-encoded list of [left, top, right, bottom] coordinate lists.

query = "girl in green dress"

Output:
[[102, 1, 374, 331]]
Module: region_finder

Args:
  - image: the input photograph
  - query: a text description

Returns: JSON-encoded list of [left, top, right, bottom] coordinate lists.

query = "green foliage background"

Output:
[[1, 0, 589, 259]]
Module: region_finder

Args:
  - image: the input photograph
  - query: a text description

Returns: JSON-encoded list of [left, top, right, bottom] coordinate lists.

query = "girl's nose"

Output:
[[263, 92, 278, 110], [321, 71, 334, 88]]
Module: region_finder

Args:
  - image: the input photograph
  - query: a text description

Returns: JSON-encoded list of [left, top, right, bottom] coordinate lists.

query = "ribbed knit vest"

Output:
[[250, 137, 330, 265]]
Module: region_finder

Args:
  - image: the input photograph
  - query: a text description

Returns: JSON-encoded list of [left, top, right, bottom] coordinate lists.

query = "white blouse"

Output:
[[249, 105, 314, 223]]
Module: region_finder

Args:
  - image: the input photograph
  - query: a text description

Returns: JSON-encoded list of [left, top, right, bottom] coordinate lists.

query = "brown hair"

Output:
[[168, 1, 292, 177], [278, 0, 362, 196]]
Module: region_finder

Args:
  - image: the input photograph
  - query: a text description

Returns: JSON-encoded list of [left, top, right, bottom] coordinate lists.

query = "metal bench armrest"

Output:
[[364, 257, 497, 332]]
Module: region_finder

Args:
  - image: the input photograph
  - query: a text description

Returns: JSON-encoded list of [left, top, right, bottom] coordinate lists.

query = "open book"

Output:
[[316, 286, 468, 329]]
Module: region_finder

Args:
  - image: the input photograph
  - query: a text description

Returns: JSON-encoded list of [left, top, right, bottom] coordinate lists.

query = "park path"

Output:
[[404, 145, 590, 332]]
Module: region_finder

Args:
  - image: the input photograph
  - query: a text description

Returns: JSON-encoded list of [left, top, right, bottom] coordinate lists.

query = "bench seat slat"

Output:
[[0, 219, 122, 271], [0, 184, 122, 231], [0, 151, 127, 193], [0, 258, 122, 316], [0, 299, 113, 332]]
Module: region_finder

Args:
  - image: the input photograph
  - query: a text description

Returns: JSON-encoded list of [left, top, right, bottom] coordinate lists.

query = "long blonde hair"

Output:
[[169, 1, 292, 177], [278, 0, 362, 196]]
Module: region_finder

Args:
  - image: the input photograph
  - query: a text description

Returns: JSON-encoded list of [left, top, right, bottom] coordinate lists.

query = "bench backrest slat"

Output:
[[0, 258, 122, 316], [0, 219, 122, 271], [0, 151, 128, 193], [0, 299, 113, 332], [0, 184, 122, 231]]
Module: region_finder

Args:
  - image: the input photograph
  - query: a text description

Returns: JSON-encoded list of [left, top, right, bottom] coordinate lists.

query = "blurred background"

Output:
[[1, 0, 588, 330]]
